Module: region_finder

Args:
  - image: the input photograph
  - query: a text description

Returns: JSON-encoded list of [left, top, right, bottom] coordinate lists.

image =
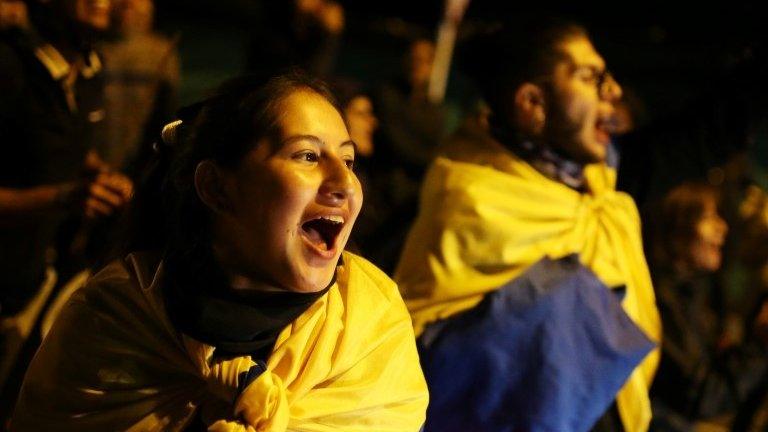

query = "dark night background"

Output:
[[153, 1, 765, 123], [147, 0, 767, 206]]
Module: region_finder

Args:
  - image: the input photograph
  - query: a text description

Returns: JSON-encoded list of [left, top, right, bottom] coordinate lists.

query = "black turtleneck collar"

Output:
[[162, 255, 340, 362]]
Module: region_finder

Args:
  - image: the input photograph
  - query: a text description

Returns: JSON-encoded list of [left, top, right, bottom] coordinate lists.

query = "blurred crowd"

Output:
[[2, 0, 768, 430]]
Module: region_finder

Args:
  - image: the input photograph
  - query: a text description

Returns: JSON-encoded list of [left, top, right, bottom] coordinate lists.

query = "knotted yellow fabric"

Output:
[[12, 252, 428, 431], [395, 127, 661, 432]]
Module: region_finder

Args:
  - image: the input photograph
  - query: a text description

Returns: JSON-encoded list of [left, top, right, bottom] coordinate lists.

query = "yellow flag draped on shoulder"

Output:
[[395, 127, 660, 432], [13, 252, 428, 432]]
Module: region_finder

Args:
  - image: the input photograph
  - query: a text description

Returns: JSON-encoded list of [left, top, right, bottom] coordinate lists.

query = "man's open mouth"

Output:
[[301, 215, 345, 252], [594, 119, 612, 144]]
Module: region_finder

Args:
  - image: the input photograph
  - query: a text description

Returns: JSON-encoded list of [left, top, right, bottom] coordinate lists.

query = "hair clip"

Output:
[[161, 120, 184, 146]]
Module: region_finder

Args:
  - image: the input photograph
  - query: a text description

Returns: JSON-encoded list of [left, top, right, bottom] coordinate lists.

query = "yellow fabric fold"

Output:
[[12, 251, 428, 432], [394, 127, 661, 432]]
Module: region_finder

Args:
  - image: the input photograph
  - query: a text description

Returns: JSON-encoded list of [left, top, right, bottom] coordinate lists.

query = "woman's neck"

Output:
[[229, 274, 286, 294]]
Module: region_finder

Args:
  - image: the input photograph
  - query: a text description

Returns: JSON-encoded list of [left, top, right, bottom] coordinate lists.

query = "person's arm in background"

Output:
[[0, 151, 133, 224], [427, 0, 470, 104], [0, 184, 79, 217], [80, 150, 134, 219]]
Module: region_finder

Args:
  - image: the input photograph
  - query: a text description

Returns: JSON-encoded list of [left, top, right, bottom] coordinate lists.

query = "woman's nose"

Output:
[[319, 157, 356, 204]]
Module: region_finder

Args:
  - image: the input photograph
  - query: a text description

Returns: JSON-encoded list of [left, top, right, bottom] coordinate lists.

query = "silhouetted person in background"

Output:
[[0, 0, 131, 412], [329, 79, 382, 252], [99, 0, 180, 175], [647, 182, 738, 430], [246, 0, 344, 79], [375, 38, 447, 187], [363, 38, 449, 273]]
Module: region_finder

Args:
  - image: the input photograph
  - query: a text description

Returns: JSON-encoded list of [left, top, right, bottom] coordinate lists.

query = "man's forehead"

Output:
[[558, 37, 606, 70]]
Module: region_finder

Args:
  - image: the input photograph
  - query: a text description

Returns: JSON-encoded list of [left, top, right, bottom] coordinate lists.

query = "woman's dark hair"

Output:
[[649, 181, 721, 271], [122, 69, 341, 286]]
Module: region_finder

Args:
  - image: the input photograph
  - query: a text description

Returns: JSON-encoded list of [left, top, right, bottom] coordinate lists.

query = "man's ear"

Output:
[[513, 82, 546, 135], [194, 160, 233, 214]]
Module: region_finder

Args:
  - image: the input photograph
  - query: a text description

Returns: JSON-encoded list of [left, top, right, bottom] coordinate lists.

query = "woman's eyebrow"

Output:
[[281, 135, 357, 152], [341, 140, 357, 152], [280, 134, 324, 147]]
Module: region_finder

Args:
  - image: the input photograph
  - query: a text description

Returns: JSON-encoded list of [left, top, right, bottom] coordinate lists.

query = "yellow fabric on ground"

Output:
[[395, 127, 661, 432], [12, 251, 428, 432]]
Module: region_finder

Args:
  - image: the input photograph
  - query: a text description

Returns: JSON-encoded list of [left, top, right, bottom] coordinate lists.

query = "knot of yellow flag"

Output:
[[205, 355, 257, 403], [203, 354, 289, 432], [234, 372, 290, 431]]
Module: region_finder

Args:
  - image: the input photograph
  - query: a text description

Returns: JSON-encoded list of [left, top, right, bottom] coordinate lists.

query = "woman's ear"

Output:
[[194, 160, 233, 214], [513, 82, 546, 136]]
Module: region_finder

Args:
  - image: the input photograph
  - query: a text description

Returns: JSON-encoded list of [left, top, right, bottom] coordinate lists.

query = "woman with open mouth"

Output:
[[11, 71, 429, 431]]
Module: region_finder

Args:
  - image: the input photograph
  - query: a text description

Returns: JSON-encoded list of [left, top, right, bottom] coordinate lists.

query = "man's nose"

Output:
[[601, 74, 623, 103]]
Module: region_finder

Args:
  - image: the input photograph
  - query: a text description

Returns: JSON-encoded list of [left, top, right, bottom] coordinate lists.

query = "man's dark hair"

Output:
[[460, 17, 588, 128]]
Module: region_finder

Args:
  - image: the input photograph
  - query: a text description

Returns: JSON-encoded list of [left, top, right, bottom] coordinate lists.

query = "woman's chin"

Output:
[[289, 267, 338, 293]]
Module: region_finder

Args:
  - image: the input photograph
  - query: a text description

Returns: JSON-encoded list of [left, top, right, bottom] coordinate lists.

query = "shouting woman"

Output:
[[11, 72, 428, 431]]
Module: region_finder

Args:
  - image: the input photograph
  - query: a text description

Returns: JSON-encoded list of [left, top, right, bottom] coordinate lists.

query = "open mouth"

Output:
[[300, 215, 344, 254], [594, 120, 612, 144]]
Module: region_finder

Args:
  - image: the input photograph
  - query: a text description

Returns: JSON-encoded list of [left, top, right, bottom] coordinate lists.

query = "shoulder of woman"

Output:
[[340, 252, 401, 303], [71, 252, 164, 316], [335, 252, 417, 349]]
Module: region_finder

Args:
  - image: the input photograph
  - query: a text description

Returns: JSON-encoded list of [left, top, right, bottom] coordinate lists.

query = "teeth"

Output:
[[319, 215, 344, 224]]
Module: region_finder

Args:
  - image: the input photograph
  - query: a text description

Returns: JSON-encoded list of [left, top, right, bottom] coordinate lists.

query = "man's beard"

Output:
[[539, 99, 592, 164]]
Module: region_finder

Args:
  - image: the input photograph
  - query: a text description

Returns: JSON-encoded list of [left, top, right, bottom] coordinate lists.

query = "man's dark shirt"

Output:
[[0, 29, 105, 315]]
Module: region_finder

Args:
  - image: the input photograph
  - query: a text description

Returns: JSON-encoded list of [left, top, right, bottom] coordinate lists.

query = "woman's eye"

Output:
[[294, 151, 319, 163], [344, 159, 355, 169]]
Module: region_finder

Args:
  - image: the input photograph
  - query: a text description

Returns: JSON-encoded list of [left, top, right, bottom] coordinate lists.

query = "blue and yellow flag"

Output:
[[395, 127, 661, 432]]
